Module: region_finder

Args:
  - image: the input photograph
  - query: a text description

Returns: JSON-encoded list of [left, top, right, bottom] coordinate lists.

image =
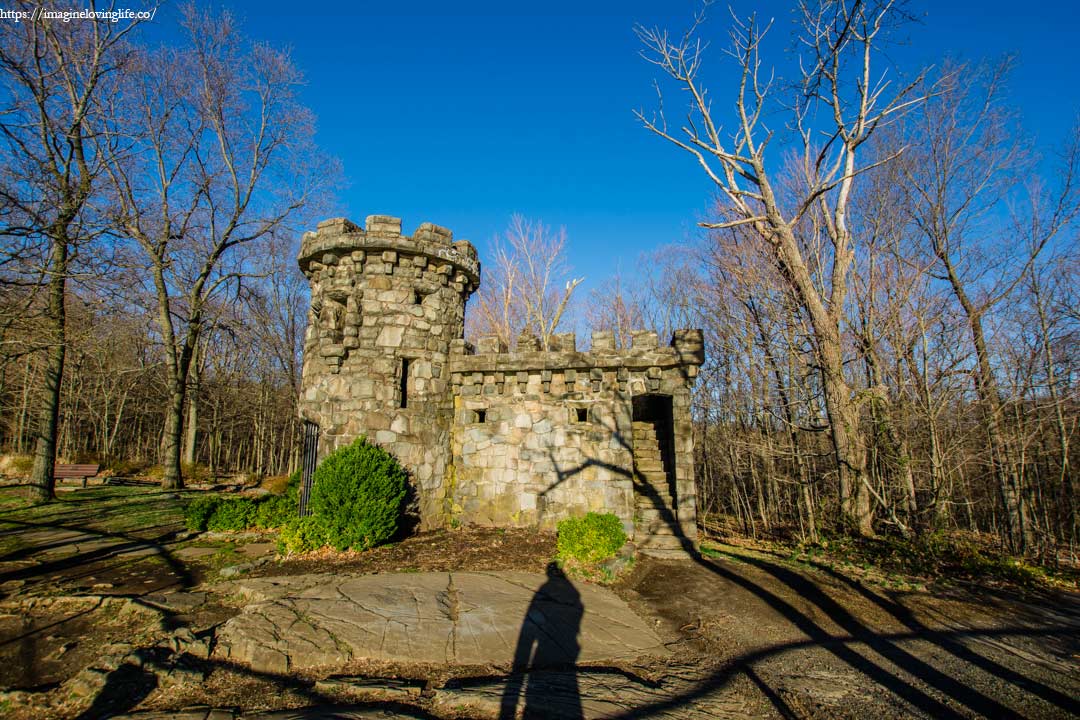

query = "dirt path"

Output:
[[621, 550, 1080, 719]]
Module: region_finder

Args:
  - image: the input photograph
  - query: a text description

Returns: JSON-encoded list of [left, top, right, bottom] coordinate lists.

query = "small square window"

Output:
[[573, 407, 588, 423]]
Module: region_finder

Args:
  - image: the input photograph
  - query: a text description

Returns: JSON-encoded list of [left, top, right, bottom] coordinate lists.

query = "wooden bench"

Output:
[[54, 464, 101, 488]]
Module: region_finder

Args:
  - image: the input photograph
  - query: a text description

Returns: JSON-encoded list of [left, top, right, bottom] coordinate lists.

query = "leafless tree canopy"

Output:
[[0, 4, 336, 490], [628, 1, 1079, 556], [466, 214, 583, 350]]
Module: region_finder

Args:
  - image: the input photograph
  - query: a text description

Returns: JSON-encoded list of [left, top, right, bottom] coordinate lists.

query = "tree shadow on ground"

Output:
[[0, 516, 193, 591], [541, 431, 1080, 719], [600, 549, 1080, 719]]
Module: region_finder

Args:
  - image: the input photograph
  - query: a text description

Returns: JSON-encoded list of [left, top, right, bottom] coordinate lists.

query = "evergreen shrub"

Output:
[[556, 512, 627, 564]]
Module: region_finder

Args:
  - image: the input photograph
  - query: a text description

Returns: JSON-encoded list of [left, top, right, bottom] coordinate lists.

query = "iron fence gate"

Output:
[[299, 420, 320, 517]]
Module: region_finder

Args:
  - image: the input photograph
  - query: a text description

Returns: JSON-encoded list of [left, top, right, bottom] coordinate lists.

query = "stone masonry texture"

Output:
[[298, 215, 704, 542]]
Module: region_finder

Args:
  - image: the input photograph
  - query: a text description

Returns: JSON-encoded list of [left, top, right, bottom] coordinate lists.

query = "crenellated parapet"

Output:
[[298, 215, 480, 375], [449, 329, 704, 383], [298, 215, 480, 289]]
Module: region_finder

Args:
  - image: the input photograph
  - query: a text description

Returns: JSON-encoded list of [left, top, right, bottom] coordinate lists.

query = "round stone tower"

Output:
[[297, 215, 480, 527]]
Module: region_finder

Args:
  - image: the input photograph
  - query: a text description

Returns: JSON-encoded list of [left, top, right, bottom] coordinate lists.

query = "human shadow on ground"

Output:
[[74, 662, 159, 720], [499, 561, 584, 719]]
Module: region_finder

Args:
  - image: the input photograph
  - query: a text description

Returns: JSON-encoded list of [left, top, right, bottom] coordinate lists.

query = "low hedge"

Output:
[[183, 469, 301, 532]]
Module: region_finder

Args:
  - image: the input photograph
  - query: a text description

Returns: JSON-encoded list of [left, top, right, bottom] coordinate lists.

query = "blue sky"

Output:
[[166, 1, 1080, 291]]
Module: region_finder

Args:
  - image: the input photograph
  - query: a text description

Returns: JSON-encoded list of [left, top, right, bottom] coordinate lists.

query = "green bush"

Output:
[[557, 512, 627, 564], [184, 496, 222, 531], [206, 497, 258, 531], [277, 515, 329, 555], [254, 494, 296, 529], [308, 437, 407, 552], [183, 472, 301, 533]]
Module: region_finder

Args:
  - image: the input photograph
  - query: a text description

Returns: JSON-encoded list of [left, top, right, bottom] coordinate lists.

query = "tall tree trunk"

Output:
[[183, 343, 200, 466], [818, 334, 873, 534], [162, 376, 186, 489], [150, 260, 197, 490], [943, 254, 1033, 553], [28, 236, 67, 503], [1031, 269, 1074, 546]]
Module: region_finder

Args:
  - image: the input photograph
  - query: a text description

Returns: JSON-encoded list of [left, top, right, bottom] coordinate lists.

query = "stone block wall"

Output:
[[297, 216, 479, 525], [447, 329, 704, 539], [297, 213, 705, 540]]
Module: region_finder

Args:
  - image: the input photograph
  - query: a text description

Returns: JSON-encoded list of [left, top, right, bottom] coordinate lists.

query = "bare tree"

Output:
[[898, 60, 1080, 553], [636, 0, 924, 534], [584, 269, 644, 349], [467, 214, 583, 349], [105, 6, 331, 489], [0, 2, 143, 501]]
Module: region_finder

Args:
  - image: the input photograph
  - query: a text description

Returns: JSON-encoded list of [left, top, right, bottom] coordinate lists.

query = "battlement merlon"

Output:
[[448, 328, 705, 374], [297, 215, 480, 285]]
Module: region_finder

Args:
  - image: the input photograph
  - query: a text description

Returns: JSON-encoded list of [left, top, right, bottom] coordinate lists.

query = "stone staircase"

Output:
[[631, 421, 693, 559]]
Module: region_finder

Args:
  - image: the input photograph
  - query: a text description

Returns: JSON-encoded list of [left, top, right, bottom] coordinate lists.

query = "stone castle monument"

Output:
[[298, 215, 705, 554]]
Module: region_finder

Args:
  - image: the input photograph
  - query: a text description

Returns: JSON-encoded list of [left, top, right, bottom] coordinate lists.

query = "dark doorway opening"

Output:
[[631, 394, 675, 491]]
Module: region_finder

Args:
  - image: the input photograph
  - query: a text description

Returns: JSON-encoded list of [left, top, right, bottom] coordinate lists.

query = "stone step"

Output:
[[636, 517, 682, 535], [635, 507, 672, 519], [635, 506, 673, 522], [633, 458, 664, 473], [639, 520, 684, 536], [634, 483, 671, 497], [636, 533, 689, 550], [630, 492, 669, 505], [635, 499, 673, 514], [634, 472, 670, 486]]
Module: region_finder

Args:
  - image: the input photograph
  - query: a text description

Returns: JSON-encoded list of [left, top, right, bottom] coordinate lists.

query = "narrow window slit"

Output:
[[476, 409, 487, 424], [399, 358, 410, 408]]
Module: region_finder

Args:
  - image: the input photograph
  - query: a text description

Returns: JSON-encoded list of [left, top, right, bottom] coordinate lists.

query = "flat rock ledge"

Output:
[[213, 572, 666, 673]]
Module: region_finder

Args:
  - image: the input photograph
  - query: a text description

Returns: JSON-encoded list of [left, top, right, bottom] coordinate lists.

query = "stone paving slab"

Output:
[[176, 546, 220, 560], [434, 667, 751, 719], [213, 571, 667, 673]]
